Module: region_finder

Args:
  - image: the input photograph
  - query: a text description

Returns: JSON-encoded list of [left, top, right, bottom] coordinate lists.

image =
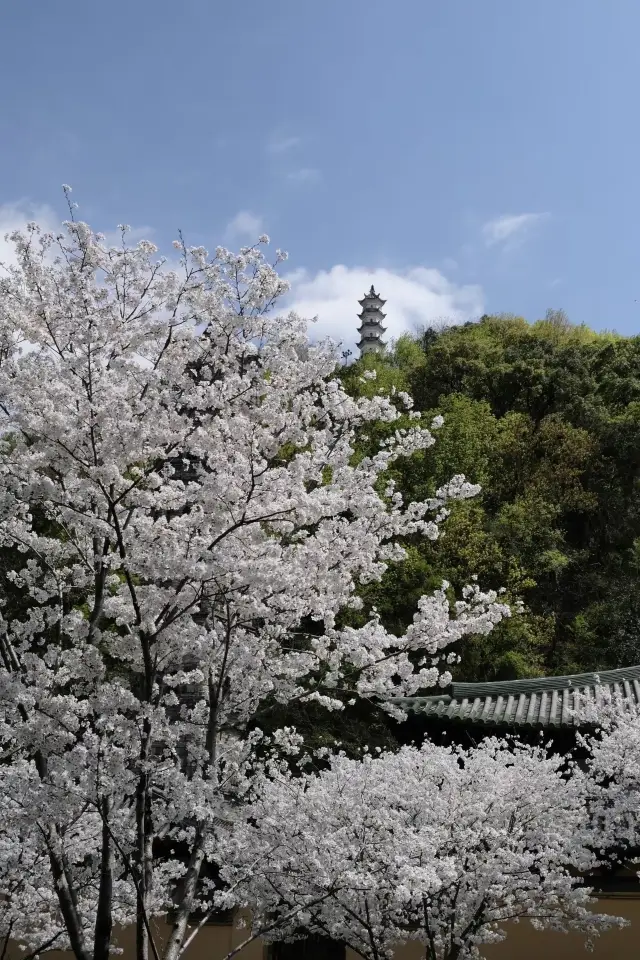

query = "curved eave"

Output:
[[358, 296, 387, 305], [357, 325, 387, 335]]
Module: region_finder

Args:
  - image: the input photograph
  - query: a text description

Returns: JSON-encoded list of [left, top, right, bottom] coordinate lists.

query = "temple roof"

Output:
[[387, 664, 640, 728]]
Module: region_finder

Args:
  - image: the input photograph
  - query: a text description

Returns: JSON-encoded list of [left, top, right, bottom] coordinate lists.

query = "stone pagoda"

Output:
[[356, 285, 387, 358]]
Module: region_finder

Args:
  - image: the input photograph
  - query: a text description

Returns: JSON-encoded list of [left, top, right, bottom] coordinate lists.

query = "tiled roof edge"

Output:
[[385, 665, 640, 728]]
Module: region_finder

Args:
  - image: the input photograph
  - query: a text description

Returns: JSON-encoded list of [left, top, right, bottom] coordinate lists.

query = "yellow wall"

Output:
[[377, 897, 640, 960], [8, 899, 640, 960]]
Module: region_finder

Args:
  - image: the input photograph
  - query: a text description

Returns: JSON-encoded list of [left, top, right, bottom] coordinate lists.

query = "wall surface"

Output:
[[383, 897, 640, 959], [7, 898, 640, 960]]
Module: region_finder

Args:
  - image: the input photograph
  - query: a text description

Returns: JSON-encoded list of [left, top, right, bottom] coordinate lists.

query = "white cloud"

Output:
[[0, 201, 60, 269], [0, 201, 155, 269], [225, 210, 264, 242], [266, 134, 301, 155], [283, 264, 483, 356], [482, 212, 549, 248], [287, 167, 321, 184]]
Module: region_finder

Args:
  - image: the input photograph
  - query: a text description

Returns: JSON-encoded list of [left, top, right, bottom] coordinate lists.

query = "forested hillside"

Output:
[[342, 311, 640, 682]]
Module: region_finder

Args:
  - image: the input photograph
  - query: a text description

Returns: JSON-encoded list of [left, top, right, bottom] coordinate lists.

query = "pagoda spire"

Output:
[[356, 285, 387, 358]]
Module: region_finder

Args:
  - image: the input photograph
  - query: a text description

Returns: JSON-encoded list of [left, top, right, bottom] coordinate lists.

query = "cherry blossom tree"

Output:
[[576, 694, 640, 863], [0, 199, 511, 960], [221, 739, 625, 960]]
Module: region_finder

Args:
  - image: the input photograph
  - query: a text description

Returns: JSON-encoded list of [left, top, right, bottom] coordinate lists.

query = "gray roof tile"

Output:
[[389, 665, 640, 728]]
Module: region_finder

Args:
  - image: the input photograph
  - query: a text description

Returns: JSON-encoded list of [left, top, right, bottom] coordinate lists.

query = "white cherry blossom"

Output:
[[222, 739, 624, 960]]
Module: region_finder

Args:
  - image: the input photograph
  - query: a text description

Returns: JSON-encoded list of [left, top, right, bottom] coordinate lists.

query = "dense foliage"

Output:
[[342, 311, 640, 681]]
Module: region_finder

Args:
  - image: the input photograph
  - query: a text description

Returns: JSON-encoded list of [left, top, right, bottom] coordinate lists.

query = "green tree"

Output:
[[342, 312, 640, 681]]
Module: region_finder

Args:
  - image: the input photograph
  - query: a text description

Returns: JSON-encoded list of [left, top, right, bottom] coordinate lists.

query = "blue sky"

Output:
[[1, 0, 639, 353]]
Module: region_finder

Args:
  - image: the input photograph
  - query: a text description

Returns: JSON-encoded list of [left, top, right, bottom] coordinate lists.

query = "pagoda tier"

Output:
[[357, 321, 387, 334], [357, 334, 387, 344]]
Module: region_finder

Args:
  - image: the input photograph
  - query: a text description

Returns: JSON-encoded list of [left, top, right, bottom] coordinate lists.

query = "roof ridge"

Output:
[[451, 664, 640, 698]]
